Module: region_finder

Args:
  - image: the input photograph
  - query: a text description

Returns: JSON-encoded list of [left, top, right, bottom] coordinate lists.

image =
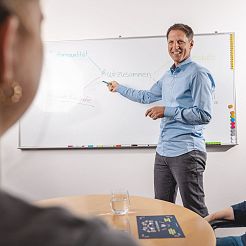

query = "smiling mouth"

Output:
[[172, 51, 181, 55]]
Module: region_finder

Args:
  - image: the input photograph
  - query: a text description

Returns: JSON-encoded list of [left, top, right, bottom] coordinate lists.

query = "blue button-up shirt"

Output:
[[117, 57, 215, 157]]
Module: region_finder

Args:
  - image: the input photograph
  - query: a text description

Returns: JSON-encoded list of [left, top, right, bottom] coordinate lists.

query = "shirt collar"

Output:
[[170, 57, 192, 73]]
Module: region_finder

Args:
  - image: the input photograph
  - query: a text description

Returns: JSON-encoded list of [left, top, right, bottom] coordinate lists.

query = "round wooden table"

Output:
[[37, 195, 215, 246]]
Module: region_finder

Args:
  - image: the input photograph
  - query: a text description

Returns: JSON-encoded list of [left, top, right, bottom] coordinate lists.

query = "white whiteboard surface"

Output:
[[19, 33, 236, 149]]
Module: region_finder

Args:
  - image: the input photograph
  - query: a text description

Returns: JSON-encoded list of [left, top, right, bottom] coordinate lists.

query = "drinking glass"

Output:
[[110, 189, 130, 215]]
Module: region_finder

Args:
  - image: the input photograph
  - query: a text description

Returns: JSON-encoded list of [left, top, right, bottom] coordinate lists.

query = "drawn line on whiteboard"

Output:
[[83, 76, 101, 89], [48, 96, 95, 107], [87, 56, 103, 72]]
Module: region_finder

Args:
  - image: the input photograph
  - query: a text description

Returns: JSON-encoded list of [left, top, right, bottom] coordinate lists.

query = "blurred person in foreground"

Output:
[[0, 1, 139, 245]]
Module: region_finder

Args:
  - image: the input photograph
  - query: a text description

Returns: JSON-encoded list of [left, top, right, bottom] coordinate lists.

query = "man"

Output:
[[205, 201, 246, 246], [108, 23, 215, 217]]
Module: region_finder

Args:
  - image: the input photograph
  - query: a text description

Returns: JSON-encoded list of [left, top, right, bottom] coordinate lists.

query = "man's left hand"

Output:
[[145, 106, 165, 120]]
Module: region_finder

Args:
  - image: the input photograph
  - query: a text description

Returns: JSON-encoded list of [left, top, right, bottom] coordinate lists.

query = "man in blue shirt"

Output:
[[107, 23, 215, 217]]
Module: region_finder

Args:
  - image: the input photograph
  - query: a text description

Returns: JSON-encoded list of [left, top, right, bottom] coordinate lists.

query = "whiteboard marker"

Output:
[[102, 80, 109, 85]]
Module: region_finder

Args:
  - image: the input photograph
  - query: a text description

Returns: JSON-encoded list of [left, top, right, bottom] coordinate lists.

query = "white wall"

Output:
[[1, 0, 246, 235]]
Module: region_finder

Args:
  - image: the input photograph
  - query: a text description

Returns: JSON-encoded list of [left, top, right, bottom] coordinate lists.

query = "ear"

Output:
[[190, 39, 194, 49], [0, 16, 19, 83]]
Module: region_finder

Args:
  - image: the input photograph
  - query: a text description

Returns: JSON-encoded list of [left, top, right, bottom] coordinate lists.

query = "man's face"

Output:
[[167, 29, 193, 66]]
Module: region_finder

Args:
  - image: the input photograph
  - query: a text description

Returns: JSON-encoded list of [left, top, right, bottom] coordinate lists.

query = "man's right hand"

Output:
[[107, 81, 119, 92]]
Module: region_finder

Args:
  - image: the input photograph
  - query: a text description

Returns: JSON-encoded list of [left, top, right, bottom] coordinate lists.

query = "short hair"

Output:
[[0, 2, 11, 23], [0, 0, 36, 33], [166, 24, 194, 40]]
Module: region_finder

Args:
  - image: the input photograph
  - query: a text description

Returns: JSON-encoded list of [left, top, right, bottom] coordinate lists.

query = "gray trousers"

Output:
[[154, 150, 208, 217]]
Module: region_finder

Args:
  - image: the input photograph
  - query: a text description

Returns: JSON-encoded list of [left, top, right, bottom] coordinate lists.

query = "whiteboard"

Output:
[[19, 33, 237, 149]]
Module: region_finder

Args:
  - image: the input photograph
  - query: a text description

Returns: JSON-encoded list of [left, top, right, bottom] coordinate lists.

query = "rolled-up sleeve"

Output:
[[165, 71, 215, 125]]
